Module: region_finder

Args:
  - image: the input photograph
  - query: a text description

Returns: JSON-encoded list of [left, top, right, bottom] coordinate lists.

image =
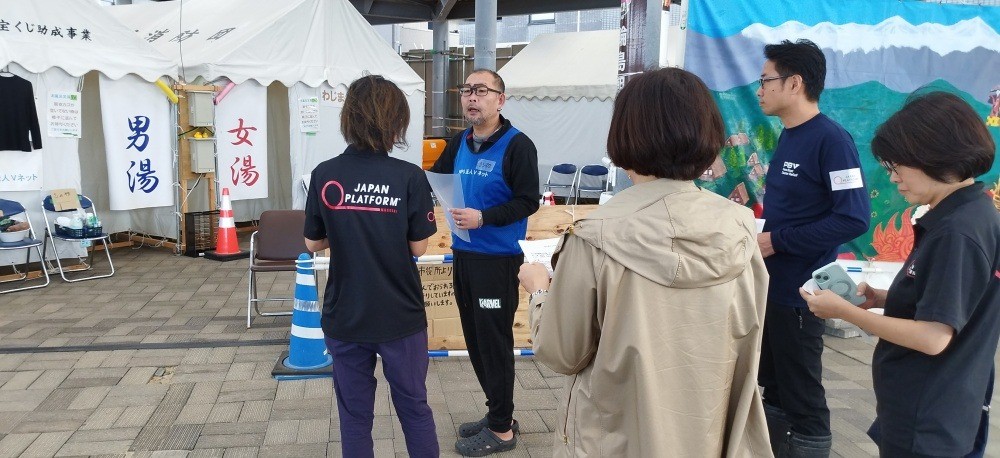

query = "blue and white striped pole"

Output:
[[280, 253, 333, 374], [428, 349, 534, 358]]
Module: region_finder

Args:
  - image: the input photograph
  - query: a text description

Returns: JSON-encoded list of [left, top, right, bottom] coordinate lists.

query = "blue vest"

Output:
[[451, 127, 526, 255]]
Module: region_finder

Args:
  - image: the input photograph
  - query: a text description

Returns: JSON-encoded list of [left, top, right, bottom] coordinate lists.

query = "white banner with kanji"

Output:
[[0, 151, 43, 191], [98, 74, 173, 210], [215, 81, 268, 201]]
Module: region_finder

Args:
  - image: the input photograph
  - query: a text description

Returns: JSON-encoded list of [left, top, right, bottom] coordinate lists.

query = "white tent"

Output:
[[109, 0, 426, 214], [0, 0, 177, 266], [498, 30, 618, 196]]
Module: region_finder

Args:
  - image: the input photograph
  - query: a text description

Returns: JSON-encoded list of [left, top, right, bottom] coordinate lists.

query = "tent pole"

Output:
[[171, 87, 181, 255]]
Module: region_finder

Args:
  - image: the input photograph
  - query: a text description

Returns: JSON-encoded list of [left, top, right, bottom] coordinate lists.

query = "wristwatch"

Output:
[[528, 289, 548, 304]]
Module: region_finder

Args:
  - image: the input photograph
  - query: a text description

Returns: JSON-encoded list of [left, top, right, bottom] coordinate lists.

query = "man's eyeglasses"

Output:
[[881, 161, 899, 175], [457, 85, 502, 97], [757, 75, 791, 88]]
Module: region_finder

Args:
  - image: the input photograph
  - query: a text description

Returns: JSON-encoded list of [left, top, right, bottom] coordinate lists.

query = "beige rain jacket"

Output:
[[530, 178, 772, 457]]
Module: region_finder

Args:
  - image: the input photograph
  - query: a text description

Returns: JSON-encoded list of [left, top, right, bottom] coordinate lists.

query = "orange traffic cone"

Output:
[[204, 188, 248, 261]]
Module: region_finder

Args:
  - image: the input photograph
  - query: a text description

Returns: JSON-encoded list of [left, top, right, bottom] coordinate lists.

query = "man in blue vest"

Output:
[[431, 69, 540, 456]]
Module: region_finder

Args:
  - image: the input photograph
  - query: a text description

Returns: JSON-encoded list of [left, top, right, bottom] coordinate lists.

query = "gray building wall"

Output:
[[457, 8, 619, 46]]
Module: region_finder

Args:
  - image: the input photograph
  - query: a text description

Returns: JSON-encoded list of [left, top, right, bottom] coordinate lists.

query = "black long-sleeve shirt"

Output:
[[0, 75, 43, 152], [430, 115, 540, 226]]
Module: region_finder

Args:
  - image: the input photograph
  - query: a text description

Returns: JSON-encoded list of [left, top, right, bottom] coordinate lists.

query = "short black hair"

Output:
[[340, 75, 409, 152], [763, 39, 826, 102], [872, 91, 994, 183], [469, 68, 505, 93], [607, 68, 725, 180]]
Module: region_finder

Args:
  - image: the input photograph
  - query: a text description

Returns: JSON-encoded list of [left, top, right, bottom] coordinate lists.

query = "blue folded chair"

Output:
[[41, 194, 114, 283], [0, 199, 50, 294]]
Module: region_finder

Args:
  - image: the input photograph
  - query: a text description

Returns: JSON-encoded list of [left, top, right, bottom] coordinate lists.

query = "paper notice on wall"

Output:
[[0, 151, 43, 191], [299, 97, 320, 133], [47, 91, 82, 138]]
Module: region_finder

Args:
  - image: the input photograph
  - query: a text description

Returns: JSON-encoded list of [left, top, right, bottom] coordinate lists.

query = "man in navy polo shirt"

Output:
[[755, 39, 871, 457], [431, 69, 539, 456]]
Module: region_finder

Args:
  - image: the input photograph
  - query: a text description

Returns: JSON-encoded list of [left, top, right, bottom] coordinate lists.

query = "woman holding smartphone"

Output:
[[801, 91, 1000, 457]]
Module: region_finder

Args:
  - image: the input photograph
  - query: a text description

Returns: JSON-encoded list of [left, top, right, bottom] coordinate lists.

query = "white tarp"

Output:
[[215, 81, 268, 201], [499, 31, 619, 193], [288, 82, 424, 209], [99, 74, 173, 211], [110, 0, 426, 215], [107, 0, 423, 95], [0, 0, 177, 82], [499, 30, 619, 102], [0, 64, 87, 265], [0, 0, 177, 263]]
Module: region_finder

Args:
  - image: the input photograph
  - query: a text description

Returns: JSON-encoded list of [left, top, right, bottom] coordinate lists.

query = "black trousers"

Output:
[[453, 250, 522, 433], [759, 303, 832, 437]]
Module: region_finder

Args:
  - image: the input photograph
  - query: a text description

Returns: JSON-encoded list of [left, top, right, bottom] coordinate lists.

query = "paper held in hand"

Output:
[[425, 171, 470, 242], [801, 278, 820, 295], [518, 238, 560, 275]]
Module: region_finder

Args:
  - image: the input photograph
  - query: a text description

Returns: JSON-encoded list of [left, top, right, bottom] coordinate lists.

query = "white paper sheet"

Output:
[[755, 218, 766, 234], [518, 237, 560, 273], [425, 171, 470, 242]]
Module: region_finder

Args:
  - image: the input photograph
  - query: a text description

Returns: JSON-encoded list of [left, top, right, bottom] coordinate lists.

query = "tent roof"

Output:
[[108, 0, 424, 94], [499, 30, 618, 102], [0, 0, 177, 82]]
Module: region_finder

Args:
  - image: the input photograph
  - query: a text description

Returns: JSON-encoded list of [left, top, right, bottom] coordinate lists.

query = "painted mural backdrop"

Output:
[[685, 0, 1000, 261]]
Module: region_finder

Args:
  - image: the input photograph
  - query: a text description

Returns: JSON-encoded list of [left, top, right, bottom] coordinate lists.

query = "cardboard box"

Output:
[[420, 265, 460, 324], [433, 317, 464, 337]]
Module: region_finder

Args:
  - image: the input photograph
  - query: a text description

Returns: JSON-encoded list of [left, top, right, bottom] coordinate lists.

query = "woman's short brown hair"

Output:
[[872, 91, 995, 183], [340, 75, 410, 153], [607, 68, 725, 180]]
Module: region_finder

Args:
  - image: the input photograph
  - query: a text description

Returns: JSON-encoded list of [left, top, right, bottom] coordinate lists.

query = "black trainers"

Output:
[[455, 426, 518, 457], [458, 417, 519, 438]]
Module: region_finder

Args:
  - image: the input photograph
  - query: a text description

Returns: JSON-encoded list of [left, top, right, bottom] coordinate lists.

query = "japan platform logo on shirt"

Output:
[[830, 168, 864, 191], [781, 162, 800, 177], [906, 261, 917, 278]]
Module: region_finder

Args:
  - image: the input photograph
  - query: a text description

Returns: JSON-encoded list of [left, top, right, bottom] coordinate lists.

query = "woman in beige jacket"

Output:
[[518, 68, 772, 457]]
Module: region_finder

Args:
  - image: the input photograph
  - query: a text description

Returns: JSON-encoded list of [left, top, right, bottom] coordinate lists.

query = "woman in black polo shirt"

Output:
[[303, 75, 439, 457], [801, 91, 1000, 457]]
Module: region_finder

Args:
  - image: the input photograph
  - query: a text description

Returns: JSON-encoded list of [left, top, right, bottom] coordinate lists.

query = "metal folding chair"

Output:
[[543, 163, 578, 200], [572, 164, 610, 205], [41, 194, 114, 283], [247, 209, 310, 328], [0, 199, 50, 294]]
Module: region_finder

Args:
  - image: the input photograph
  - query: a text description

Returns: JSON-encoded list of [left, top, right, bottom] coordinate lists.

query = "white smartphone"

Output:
[[811, 262, 866, 306]]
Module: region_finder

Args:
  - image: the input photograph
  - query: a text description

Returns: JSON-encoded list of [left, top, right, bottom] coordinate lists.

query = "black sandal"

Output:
[[455, 426, 518, 456], [458, 417, 519, 438]]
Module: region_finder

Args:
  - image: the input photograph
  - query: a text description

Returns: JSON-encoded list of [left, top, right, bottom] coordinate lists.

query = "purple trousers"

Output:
[[325, 329, 439, 457]]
